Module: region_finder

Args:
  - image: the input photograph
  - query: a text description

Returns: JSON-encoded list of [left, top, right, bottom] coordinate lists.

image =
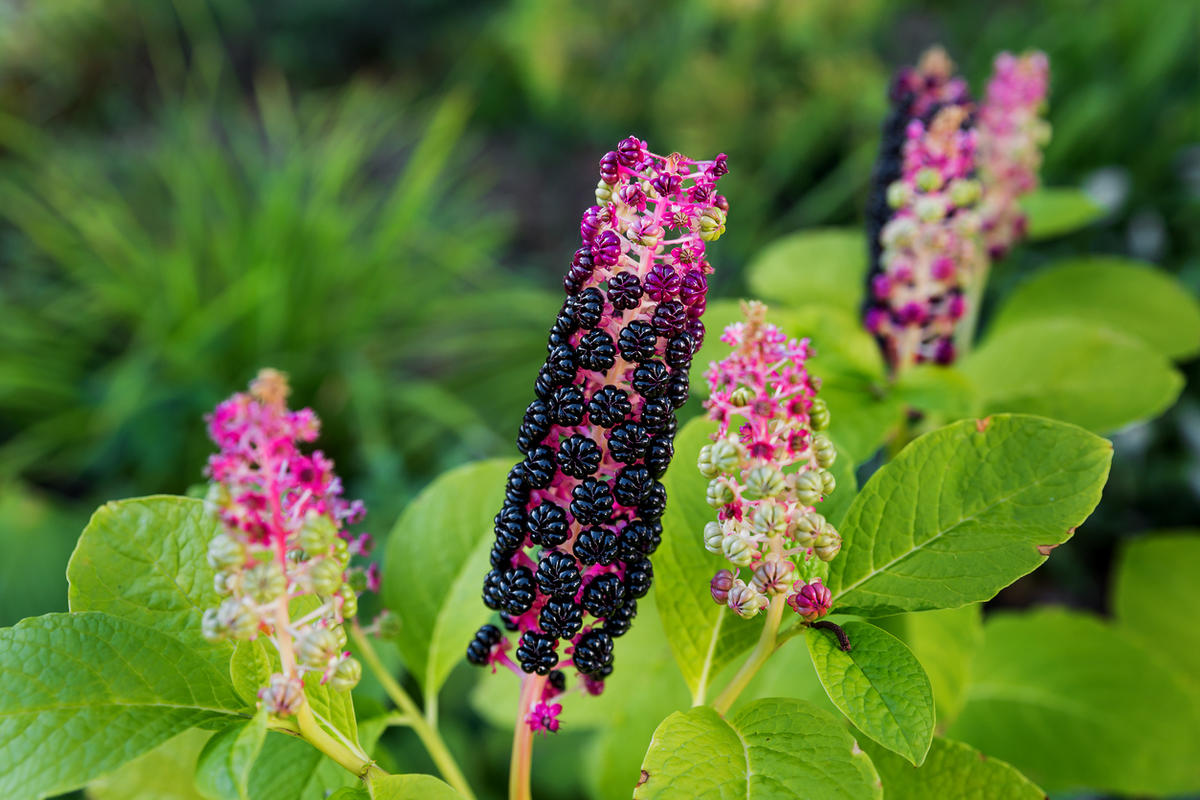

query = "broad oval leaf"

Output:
[[807, 621, 934, 766], [948, 609, 1200, 796], [745, 228, 868, 313], [962, 319, 1183, 434], [0, 612, 247, 798], [1113, 532, 1200, 683], [87, 730, 212, 800], [991, 257, 1200, 360], [827, 414, 1112, 616], [243, 718, 389, 800], [369, 774, 464, 799], [195, 711, 268, 800], [634, 698, 881, 799], [382, 458, 513, 701], [862, 736, 1044, 800], [1018, 186, 1104, 240]]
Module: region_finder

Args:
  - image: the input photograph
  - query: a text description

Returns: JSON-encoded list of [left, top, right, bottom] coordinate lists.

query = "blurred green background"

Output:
[[0, 0, 1196, 797]]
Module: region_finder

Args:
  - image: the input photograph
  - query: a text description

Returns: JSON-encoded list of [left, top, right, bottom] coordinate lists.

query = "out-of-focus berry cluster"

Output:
[[700, 302, 837, 624], [978, 51, 1051, 259], [468, 137, 728, 728], [202, 369, 373, 714]]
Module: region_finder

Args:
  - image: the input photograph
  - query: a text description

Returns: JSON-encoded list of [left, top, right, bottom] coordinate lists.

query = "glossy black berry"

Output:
[[632, 361, 670, 399], [505, 463, 531, 504], [645, 437, 674, 478], [652, 300, 687, 337], [574, 526, 620, 566], [490, 540, 517, 569], [665, 333, 695, 369], [517, 631, 559, 675], [617, 320, 657, 363], [618, 519, 661, 558], [686, 318, 705, 350], [607, 271, 643, 311], [547, 307, 579, 350], [536, 551, 582, 598], [638, 481, 667, 522], [613, 464, 653, 507], [624, 555, 654, 599], [564, 250, 594, 295], [517, 400, 552, 454], [499, 566, 536, 616], [534, 365, 557, 400], [548, 669, 567, 693], [466, 624, 503, 666], [522, 446, 556, 490], [568, 288, 605, 330], [573, 630, 614, 676], [500, 613, 521, 632], [547, 385, 586, 427], [666, 369, 690, 409], [571, 478, 614, 525], [577, 330, 617, 372], [482, 569, 505, 610], [557, 434, 602, 478], [607, 421, 649, 464], [539, 598, 584, 639], [582, 573, 627, 618], [527, 501, 570, 548], [494, 504, 526, 551], [543, 344, 578, 386], [640, 398, 675, 435], [587, 385, 632, 428], [604, 598, 638, 637]]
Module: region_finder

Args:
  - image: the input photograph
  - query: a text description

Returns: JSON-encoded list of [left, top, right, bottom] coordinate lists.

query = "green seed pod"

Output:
[[329, 656, 362, 692], [819, 469, 837, 496], [300, 512, 338, 553], [792, 511, 826, 548], [746, 466, 786, 498], [207, 533, 245, 571], [916, 195, 946, 223], [949, 177, 981, 207], [730, 386, 755, 407], [346, 568, 368, 594], [244, 561, 287, 605], [812, 434, 837, 469], [698, 207, 726, 241], [703, 521, 724, 554], [309, 557, 345, 595], [710, 438, 741, 473], [793, 470, 825, 506], [815, 527, 842, 562], [751, 502, 787, 536], [726, 580, 768, 618], [332, 538, 350, 566], [809, 397, 830, 431], [218, 598, 259, 640], [201, 607, 226, 642], [339, 584, 359, 619], [297, 628, 340, 669], [697, 444, 718, 478], [721, 534, 755, 568], [332, 624, 348, 649], [886, 180, 910, 209], [916, 166, 943, 193], [706, 478, 735, 508], [595, 179, 613, 204]]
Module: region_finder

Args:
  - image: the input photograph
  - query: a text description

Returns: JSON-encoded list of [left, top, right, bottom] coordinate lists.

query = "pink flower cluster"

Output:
[[700, 302, 838, 622], [978, 51, 1052, 259], [202, 369, 371, 713]]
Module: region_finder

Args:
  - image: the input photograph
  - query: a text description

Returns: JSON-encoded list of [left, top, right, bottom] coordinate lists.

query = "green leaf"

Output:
[[892, 365, 978, 422], [874, 605, 983, 726], [827, 414, 1112, 616], [656, 418, 763, 703], [819, 379, 905, 465], [382, 458, 513, 702], [87, 729, 213, 800], [368, 774, 465, 799], [807, 620, 934, 765], [0, 612, 247, 798], [195, 711, 268, 800], [992, 256, 1200, 360], [962, 319, 1183, 434], [634, 699, 881, 799], [243, 718, 388, 800], [1018, 186, 1104, 240], [949, 609, 1200, 795], [67, 496, 231, 673], [862, 736, 1044, 799], [230, 641, 272, 708], [745, 228, 868, 313], [1113, 532, 1200, 681]]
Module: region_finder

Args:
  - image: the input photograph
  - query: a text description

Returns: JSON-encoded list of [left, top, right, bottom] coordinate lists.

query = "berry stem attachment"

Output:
[[711, 593, 788, 715], [510, 674, 548, 800], [295, 701, 383, 781], [812, 620, 853, 652], [351, 623, 476, 800]]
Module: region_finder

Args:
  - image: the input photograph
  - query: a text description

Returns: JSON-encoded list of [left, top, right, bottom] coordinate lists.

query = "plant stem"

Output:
[[296, 701, 384, 781], [711, 594, 787, 715], [509, 674, 546, 800], [351, 624, 477, 800]]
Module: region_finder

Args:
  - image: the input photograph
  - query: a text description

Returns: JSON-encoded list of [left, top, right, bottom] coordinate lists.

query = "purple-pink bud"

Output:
[[644, 263, 682, 302], [787, 579, 832, 622], [591, 230, 623, 267], [616, 136, 646, 168], [710, 569, 734, 604], [599, 151, 621, 184], [680, 270, 708, 307]]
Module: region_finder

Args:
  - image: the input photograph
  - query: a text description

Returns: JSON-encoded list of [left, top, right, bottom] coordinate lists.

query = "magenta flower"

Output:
[[699, 302, 839, 622]]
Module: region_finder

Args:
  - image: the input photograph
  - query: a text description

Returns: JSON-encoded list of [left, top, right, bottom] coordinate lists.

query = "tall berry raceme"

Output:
[[700, 302, 839, 624], [468, 136, 728, 732], [202, 369, 373, 713], [978, 51, 1051, 260]]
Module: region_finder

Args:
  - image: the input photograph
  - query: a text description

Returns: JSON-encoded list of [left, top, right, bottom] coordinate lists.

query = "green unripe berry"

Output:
[[819, 469, 837, 496], [698, 207, 726, 241], [333, 538, 350, 566], [329, 657, 362, 692], [300, 512, 338, 553], [703, 521, 724, 554], [746, 466, 786, 498], [309, 558, 345, 595], [298, 628, 340, 669], [722, 534, 755, 568], [792, 511, 826, 548], [915, 166, 943, 193], [793, 470, 825, 506], [730, 386, 755, 406], [949, 177, 981, 207], [697, 445, 718, 478], [886, 181, 910, 209], [916, 195, 946, 223], [207, 533, 245, 571], [751, 502, 787, 536], [706, 478, 735, 508], [815, 527, 842, 562], [809, 397, 830, 431], [244, 561, 287, 604], [595, 179, 613, 204], [710, 439, 741, 473], [218, 598, 259, 640], [339, 584, 359, 619], [812, 434, 837, 469]]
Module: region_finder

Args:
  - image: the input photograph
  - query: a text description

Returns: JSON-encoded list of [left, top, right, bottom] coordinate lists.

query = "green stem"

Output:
[[296, 702, 384, 781], [711, 594, 787, 715], [351, 624, 477, 800]]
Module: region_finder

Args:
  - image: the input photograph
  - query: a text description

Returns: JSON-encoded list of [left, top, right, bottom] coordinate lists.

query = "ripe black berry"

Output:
[[573, 630, 614, 676], [607, 271, 643, 310], [466, 624, 503, 666], [640, 398, 675, 434], [494, 504, 526, 551], [624, 556, 654, 599], [536, 551, 582, 598], [645, 437, 674, 478], [604, 598, 638, 637], [547, 307, 579, 350], [490, 540, 517, 569], [587, 386, 631, 428], [548, 669, 567, 693], [666, 369, 690, 409], [567, 288, 605, 330], [576, 330, 617, 372], [543, 344, 578, 386], [527, 501, 569, 547], [618, 519, 661, 558], [665, 333, 695, 369], [638, 482, 667, 522], [505, 463, 531, 504], [547, 385, 586, 427], [500, 613, 520, 632], [632, 361, 670, 398], [652, 300, 687, 337], [574, 526, 620, 566], [686, 318, 705, 349], [613, 464, 653, 507], [571, 478, 614, 525], [607, 421, 649, 464], [582, 573, 626, 618], [482, 569, 505, 610], [557, 434, 602, 478], [517, 631, 559, 675], [539, 598, 584, 639], [522, 446, 556, 490], [617, 321, 657, 363], [499, 566, 536, 616], [517, 400, 552, 454]]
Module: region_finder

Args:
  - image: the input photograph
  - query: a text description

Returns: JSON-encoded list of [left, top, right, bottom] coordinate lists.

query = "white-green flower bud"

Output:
[[751, 558, 797, 596], [213, 572, 233, 597], [329, 656, 362, 692], [721, 533, 756, 568], [916, 195, 946, 222], [793, 470, 825, 506], [819, 469, 837, 496], [949, 177, 981, 207], [297, 628, 340, 669], [706, 478, 735, 508], [730, 386, 755, 407], [338, 584, 359, 619], [697, 445, 719, 478], [300, 512, 338, 553], [217, 597, 259, 640], [726, 579, 768, 618], [207, 533, 245, 571], [815, 527, 842, 562], [746, 466, 786, 498], [332, 624, 348, 649], [309, 558, 345, 595], [710, 438, 741, 472], [244, 561, 287, 604], [332, 538, 350, 567], [595, 179, 613, 204], [886, 180, 910, 209], [809, 397, 830, 431], [703, 521, 725, 553], [792, 511, 826, 548], [812, 434, 837, 469], [915, 166, 943, 193], [751, 502, 787, 536]]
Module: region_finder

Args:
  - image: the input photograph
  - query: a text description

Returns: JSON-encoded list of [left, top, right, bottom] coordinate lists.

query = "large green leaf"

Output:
[[1113, 532, 1200, 682], [0, 612, 247, 799], [991, 257, 1200, 360], [862, 737, 1044, 800], [87, 729, 212, 800], [948, 609, 1200, 796], [656, 418, 764, 703], [745, 228, 868, 313], [1018, 186, 1104, 240], [67, 496, 231, 672], [241, 718, 388, 800], [807, 621, 934, 766], [962, 319, 1183, 434], [827, 414, 1112, 616], [634, 699, 881, 799], [382, 458, 513, 702], [368, 774, 464, 799], [195, 712, 268, 800]]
